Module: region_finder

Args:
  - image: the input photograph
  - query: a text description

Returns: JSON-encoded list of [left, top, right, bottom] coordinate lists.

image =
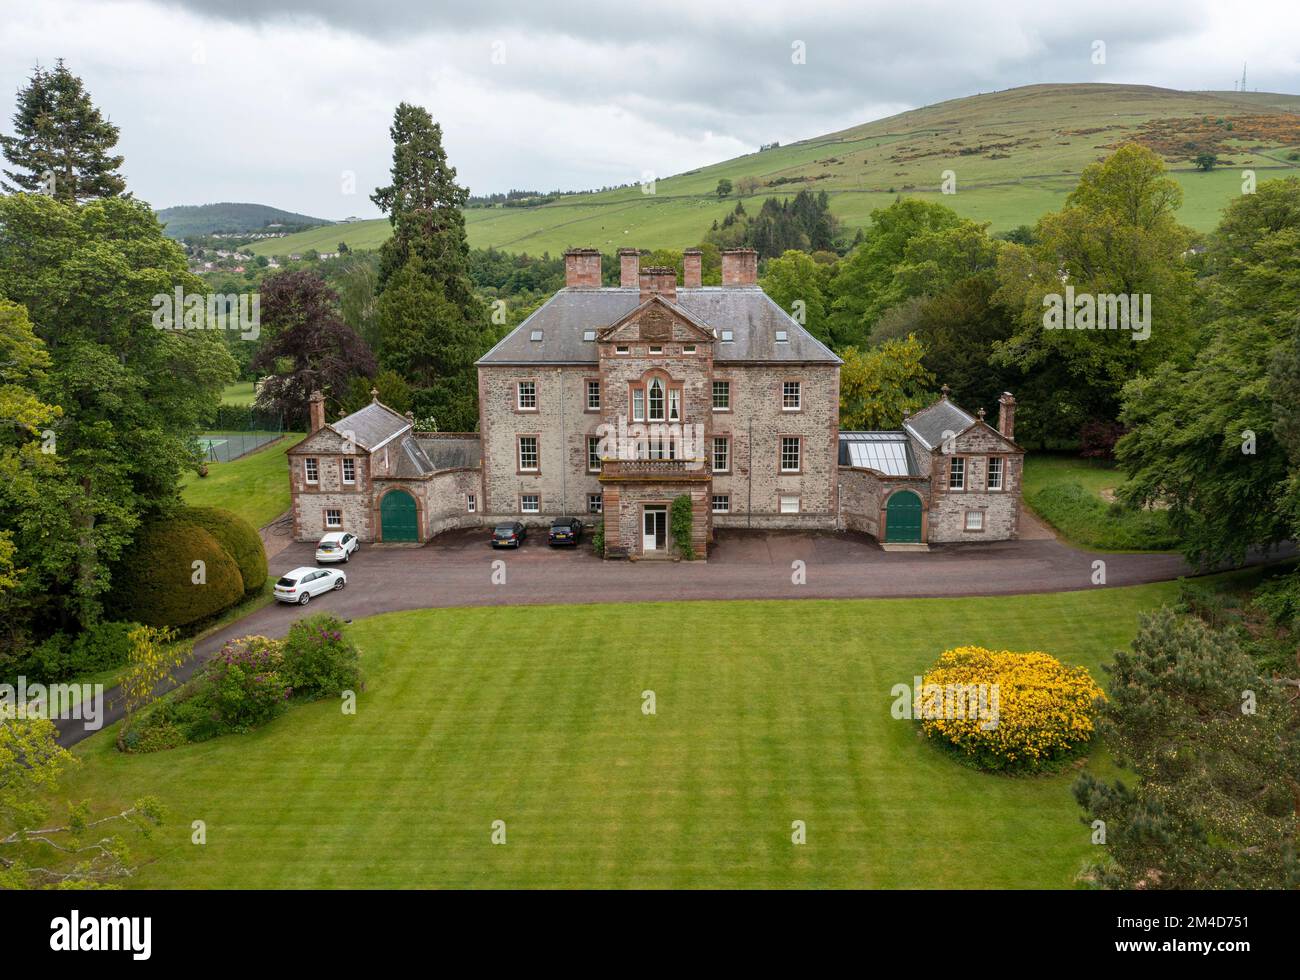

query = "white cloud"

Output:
[[2, 0, 1297, 217]]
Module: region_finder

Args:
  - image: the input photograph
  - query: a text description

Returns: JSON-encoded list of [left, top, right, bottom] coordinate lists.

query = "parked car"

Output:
[[274, 566, 346, 605], [315, 531, 359, 563], [491, 522, 527, 548], [548, 517, 584, 546]]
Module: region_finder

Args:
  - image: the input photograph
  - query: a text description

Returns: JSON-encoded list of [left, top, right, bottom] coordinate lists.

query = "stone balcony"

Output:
[[597, 457, 711, 483]]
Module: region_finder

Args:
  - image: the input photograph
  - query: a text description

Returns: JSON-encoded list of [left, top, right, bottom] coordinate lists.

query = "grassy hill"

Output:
[[157, 202, 332, 238], [251, 83, 1300, 259]]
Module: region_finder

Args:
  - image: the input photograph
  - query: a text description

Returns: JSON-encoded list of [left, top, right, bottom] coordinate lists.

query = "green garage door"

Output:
[[884, 490, 923, 543], [380, 489, 418, 542]]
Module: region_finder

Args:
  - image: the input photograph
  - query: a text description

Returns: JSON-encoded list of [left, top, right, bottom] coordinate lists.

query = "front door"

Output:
[[884, 490, 923, 543], [380, 489, 419, 542], [642, 506, 667, 553]]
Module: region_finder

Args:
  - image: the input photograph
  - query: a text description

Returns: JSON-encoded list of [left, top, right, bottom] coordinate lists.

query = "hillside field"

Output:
[[251, 83, 1300, 259]]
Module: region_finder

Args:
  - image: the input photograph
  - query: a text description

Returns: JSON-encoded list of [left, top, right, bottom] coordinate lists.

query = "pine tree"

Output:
[[370, 102, 488, 427], [1, 60, 126, 201]]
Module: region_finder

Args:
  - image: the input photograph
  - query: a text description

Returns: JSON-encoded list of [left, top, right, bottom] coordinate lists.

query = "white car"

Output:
[[274, 566, 346, 605], [315, 531, 359, 564]]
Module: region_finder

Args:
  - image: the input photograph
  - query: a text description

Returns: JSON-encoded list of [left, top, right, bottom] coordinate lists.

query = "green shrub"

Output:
[[671, 494, 695, 560], [9, 620, 138, 683], [1026, 482, 1178, 551], [591, 519, 605, 556], [194, 635, 289, 731], [111, 518, 245, 629], [1252, 572, 1300, 628], [179, 506, 268, 593], [281, 615, 363, 699]]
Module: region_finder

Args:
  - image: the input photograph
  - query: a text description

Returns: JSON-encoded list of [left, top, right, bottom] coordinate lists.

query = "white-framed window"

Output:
[[588, 493, 603, 515], [586, 379, 601, 410], [649, 345, 663, 354], [304, 458, 319, 484], [987, 456, 1004, 491], [965, 510, 984, 531], [949, 456, 965, 490], [521, 494, 540, 514], [467, 493, 476, 513], [782, 381, 801, 411], [780, 437, 801, 473], [712, 436, 730, 473], [720, 329, 734, 343], [518, 435, 539, 472], [341, 457, 356, 484], [712, 380, 730, 411], [712, 494, 730, 513], [683, 344, 696, 354], [648, 378, 665, 421], [668, 387, 681, 422], [616, 344, 630, 355], [325, 508, 342, 528], [632, 387, 645, 421], [516, 380, 537, 411], [587, 435, 602, 472], [779, 495, 800, 514]]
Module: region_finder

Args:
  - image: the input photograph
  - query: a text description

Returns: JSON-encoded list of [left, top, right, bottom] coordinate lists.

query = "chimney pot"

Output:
[[683, 248, 703, 288], [997, 391, 1017, 441], [721, 247, 758, 286], [639, 266, 677, 302], [618, 248, 640, 288], [308, 390, 325, 432], [564, 247, 603, 288]]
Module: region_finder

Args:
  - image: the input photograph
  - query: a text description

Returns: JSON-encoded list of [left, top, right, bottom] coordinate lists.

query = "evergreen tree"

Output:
[[0, 60, 126, 201], [370, 103, 488, 426]]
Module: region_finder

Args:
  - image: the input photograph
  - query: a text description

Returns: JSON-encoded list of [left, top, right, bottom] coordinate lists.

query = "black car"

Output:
[[491, 522, 527, 548], [548, 517, 584, 546]]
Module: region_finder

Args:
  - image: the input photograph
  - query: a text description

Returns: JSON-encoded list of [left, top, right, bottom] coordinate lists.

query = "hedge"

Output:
[[111, 518, 245, 629], [179, 506, 268, 593]]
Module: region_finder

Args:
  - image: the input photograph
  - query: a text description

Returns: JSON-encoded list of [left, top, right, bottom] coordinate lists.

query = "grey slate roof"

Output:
[[903, 399, 976, 451], [477, 287, 841, 365], [333, 401, 410, 451], [838, 431, 919, 476], [393, 434, 436, 478]]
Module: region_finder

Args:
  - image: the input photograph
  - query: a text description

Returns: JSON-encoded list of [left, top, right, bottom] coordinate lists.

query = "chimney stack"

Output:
[[721, 247, 758, 286], [308, 390, 325, 432], [997, 392, 1017, 441], [564, 247, 602, 288], [683, 248, 703, 288], [639, 267, 677, 302], [618, 248, 641, 287]]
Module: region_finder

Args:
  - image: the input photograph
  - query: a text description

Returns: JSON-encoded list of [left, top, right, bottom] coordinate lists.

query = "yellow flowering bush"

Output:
[[917, 646, 1105, 772]]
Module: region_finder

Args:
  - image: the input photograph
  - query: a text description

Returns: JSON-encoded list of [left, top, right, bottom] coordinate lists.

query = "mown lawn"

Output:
[[1022, 454, 1177, 552], [220, 381, 256, 406], [60, 585, 1184, 889], [180, 433, 302, 529]]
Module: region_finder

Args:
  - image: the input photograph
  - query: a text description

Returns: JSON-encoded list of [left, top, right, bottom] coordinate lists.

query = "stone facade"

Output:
[[288, 250, 1027, 555]]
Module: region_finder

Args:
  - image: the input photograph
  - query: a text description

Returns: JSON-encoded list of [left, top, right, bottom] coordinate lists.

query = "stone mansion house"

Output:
[[287, 247, 1025, 556]]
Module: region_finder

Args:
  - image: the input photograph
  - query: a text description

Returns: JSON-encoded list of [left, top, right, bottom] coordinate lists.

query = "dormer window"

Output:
[[775, 330, 789, 343], [530, 330, 543, 342], [583, 330, 597, 341], [721, 330, 734, 343]]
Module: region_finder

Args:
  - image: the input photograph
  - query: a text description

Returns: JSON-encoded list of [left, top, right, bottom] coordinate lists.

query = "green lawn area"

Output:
[[1022, 454, 1177, 552], [60, 584, 1185, 888], [221, 381, 256, 406], [180, 433, 301, 529]]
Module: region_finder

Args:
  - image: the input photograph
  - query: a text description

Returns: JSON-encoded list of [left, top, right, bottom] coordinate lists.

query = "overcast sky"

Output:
[[3, 0, 1298, 219]]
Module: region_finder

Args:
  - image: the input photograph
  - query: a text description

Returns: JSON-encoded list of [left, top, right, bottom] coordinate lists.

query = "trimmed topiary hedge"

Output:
[[111, 518, 245, 629], [180, 506, 268, 593]]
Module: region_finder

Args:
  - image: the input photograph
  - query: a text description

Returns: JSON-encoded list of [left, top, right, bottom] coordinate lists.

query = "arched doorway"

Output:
[[884, 490, 923, 543], [380, 489, 418, 542]]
